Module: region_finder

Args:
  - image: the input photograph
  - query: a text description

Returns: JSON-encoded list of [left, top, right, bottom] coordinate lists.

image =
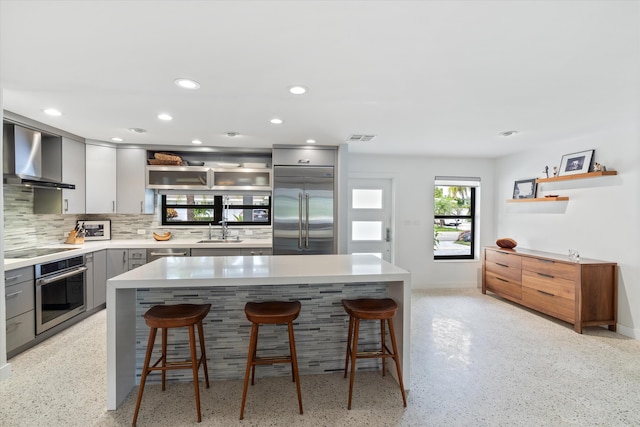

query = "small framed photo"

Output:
[[77, 220, 111, 241], [513, 178, 537, 199], [558, 149, 594, 176]]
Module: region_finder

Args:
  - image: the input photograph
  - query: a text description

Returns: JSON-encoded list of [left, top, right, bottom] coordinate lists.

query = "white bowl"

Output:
[[216, 162, 240, 168]]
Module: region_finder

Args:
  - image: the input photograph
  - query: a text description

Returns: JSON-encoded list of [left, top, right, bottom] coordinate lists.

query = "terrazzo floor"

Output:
[[2, 288, 640, 426]]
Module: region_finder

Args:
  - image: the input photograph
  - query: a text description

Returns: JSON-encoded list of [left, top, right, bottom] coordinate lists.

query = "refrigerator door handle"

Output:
[[298, 192, 304, 249], [305, 192, 310, 248]]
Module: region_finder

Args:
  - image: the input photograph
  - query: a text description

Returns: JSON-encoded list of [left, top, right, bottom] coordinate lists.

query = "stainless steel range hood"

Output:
[[3, 123, 76, 190]]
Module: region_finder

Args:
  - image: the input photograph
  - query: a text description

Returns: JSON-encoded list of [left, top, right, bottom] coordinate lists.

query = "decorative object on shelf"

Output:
[[553, 166, 558, 177], [77, 220, 111, 241], [496, 237, 518, 249], [543, 166, 549, 178], [186, 160, 205, 166], [544, 194, 560, 198], [568, 249, 580, 262], [512, 178, 537, 199], [153, 231, 172, 241], [558, 149, 594, 176], [593, 162, 607, 172]]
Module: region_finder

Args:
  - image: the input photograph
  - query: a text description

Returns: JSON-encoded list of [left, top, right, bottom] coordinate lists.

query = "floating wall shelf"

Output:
[[506, 196, 569, 203], [536, 170, 617, 183]]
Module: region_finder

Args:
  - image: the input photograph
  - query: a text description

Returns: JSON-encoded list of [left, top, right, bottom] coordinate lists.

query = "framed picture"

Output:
[[513, 178, 537, 199], [558, 149, 594, 176], [77, 220, 111, 241]]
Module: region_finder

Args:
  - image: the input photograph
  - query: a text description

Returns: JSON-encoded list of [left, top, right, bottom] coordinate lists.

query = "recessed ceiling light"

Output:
[[191, 139, 202, 145], [43, 108, 62, 116], [270, 118, 283, 124], [500, 130, 519, 137], [111, 137, 124, 142], [129, 127, 147, 134], [306, 139, 316, 144], [226, 132, 240, 137], [175, 78, 200, 90], [157, 113, 173, 121], [289, 85, 307, 95]]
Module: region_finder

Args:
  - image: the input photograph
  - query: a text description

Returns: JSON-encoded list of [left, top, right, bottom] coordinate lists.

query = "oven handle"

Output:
[[36, 266, 88, 286]]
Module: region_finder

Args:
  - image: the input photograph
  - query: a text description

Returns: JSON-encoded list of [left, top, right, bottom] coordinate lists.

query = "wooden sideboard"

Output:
[[482, 246, 617, 333]]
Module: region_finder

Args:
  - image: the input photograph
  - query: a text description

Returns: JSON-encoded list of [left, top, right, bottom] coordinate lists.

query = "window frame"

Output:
[[161, 194, 271, 226], [434, 186, 476, 260]]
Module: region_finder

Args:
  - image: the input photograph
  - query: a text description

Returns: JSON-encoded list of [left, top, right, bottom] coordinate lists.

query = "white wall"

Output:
[[494, 123, 640, 337], [348, 153, 496, 289]]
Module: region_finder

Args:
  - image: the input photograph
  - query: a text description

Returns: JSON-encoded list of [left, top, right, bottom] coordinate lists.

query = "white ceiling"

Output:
[[1, 1, 638, 157]]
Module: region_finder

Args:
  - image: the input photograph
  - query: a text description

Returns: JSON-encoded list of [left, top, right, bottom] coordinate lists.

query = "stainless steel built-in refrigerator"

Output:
[[273, 166, 335, 254]]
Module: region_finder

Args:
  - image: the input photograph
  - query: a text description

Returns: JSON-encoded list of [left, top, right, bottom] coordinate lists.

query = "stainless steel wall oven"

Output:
[[35, 255, 87, 334]]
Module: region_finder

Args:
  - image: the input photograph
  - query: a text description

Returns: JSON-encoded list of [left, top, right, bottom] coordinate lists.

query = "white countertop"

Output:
[[3, 238, 272, 270], [107, 254, 410, 288]]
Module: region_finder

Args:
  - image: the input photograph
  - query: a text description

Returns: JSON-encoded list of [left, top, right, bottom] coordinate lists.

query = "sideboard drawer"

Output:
[[522, 258, 575, 280], [486, 261, 521, 283], [522, 270, 575, 301], [485, 271, 522, 301], [522, 286, 574, 323], [486, 249, 522, 269]]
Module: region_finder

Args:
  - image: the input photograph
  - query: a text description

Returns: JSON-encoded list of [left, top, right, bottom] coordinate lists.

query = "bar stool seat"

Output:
[[132, 303, 211, 426], [342, 298, 407, 409], [240, 301, 303, 420]]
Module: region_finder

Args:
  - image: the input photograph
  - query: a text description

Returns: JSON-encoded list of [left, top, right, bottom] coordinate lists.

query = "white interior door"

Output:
[[348, 178, 393, 262]]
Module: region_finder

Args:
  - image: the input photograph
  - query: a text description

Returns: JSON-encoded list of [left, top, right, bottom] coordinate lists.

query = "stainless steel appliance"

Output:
[[3, 123, 76, 189], [273, 166, 335, 254], [146, 248, 190, 262], [35, 255, 87, 334]]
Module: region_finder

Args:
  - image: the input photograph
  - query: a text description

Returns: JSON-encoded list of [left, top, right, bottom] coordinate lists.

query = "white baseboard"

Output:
[[0, 362, 12, 382], [615, 324, 638, 339]]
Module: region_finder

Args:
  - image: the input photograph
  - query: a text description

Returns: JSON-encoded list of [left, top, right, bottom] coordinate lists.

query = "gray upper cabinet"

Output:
[[86, 143, 117, 213], [117, 148, 154, 214], [61, 137, 86, 213], [272, 146, 336, 166]]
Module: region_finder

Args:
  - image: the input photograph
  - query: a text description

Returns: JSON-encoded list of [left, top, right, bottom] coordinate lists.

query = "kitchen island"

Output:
[[106, 254, 411, 410]]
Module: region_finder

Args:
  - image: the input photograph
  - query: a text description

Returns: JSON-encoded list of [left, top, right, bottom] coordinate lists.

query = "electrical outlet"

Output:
[[137, 229, 146, 235]]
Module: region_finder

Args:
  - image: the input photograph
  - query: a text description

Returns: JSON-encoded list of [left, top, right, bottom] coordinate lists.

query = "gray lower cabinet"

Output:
[[107, 248, 146, 279], [5, 266, 35, 354], [190, 248, 273, 256], [92, 250, 107, 307]]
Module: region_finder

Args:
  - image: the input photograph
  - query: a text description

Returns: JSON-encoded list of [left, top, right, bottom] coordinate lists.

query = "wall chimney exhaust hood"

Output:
[[3, 123, 76, 190]]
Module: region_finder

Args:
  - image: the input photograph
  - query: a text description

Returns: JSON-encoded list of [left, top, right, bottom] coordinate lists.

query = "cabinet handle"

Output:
[[6, 290, 23, 298], [297, 159, 311, 164], [250, 251, 262, 256], [113, 201, 116, 213], [496, 262, 508, 268], [5, 275, 22, 282], [537, 289, 555, 297], [539, 259, 555, 264], [64, 199, 69, 212], [122, 251, 127, 264], [537, 272, 555, 279], [496, 277, 509, 283], [140, 201, 143, 213]]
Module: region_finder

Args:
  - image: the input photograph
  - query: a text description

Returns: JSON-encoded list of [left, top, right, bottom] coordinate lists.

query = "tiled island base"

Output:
[[135, 282, 389, 382]]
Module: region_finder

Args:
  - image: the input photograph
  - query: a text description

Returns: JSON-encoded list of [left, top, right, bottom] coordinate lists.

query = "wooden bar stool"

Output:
[[239, 300, 303, 420], [132, 303, 211, 426], [342, 298, 407, 409]]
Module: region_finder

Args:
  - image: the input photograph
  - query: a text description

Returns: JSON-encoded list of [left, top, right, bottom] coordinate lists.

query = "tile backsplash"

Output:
[[3, 186, 271, 251]]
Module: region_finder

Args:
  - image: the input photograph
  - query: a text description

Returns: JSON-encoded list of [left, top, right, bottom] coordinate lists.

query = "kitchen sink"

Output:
[[196, 239, 243, 243]]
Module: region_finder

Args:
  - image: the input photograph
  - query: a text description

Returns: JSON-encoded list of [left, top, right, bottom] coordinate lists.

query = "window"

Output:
[[433, 177, 478, 260], [161, 194, 271, 226]]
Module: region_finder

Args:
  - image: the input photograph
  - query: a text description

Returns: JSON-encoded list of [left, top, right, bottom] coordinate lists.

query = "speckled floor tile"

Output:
[[2, 289, 640, 426]]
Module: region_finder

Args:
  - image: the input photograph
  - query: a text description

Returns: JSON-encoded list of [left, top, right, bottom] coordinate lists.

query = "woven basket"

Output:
[[149, 152, 184, 165]]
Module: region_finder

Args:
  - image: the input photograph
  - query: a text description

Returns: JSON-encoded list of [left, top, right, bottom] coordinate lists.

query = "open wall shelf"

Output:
[[506, 196, 569, 203], [536, 170, 617, 183]]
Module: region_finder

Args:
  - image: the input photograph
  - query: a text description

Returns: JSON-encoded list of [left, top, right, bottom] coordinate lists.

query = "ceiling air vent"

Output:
[[347, 134, 377, 142]]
